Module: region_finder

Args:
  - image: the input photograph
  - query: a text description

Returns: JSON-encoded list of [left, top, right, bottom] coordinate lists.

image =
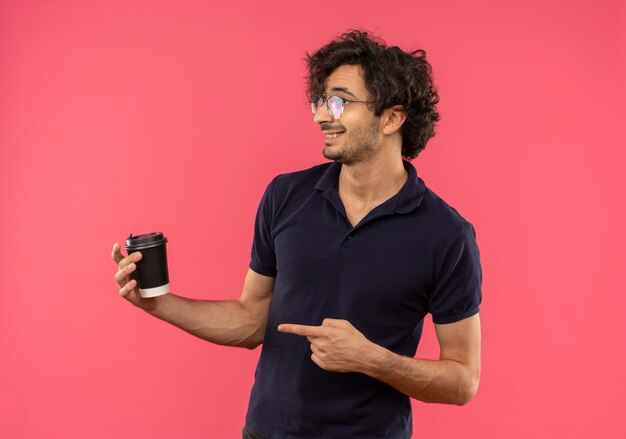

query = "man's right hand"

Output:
[[111, 242, 155, 311], [111, 241, 275, 348]]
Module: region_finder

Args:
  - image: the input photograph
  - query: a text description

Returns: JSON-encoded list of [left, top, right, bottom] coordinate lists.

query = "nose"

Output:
[[313, 101, 334, 125]]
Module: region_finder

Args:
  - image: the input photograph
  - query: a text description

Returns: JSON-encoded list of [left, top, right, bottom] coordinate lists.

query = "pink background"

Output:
[[1, 0, 625, 437]]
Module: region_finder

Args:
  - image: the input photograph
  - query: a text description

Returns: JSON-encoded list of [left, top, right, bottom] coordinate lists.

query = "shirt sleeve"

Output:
[[429, 222, 483, 324], [249, 177, 278, 277]]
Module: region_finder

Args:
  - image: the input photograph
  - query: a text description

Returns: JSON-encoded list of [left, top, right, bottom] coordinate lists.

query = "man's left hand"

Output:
[[278, 318, 376, 373]]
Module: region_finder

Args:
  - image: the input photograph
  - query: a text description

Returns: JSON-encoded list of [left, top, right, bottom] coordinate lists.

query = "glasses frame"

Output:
[[311, 95, 373, 120]]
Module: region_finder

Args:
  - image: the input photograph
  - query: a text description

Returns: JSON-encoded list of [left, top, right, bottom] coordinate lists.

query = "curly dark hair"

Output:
[[304, 30, 440, 159]]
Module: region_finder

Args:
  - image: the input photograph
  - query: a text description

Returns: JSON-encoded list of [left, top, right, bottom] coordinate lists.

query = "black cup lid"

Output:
[[125, 232, 168, 251]]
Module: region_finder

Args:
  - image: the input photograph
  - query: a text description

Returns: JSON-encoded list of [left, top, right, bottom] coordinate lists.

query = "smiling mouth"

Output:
[[325, 132, 345, 140]]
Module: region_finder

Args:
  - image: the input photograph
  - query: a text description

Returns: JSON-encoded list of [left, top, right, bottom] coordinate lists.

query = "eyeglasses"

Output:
[[311, 95, 372, 120]]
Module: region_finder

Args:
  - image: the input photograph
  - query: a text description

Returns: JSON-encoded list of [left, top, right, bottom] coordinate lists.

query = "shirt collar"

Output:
[[314, 159, 425, 214]]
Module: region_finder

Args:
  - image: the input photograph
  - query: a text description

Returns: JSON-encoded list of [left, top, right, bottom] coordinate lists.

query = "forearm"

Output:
[[144, 293, 265, 349], [358, 344, 477, 406]]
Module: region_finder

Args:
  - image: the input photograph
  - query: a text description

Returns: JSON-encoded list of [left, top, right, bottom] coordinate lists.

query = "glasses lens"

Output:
[[312, 97, 325, 115], [328, 96, 343, 119]]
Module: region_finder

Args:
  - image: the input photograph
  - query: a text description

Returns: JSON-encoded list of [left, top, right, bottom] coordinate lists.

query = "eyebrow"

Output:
[[328, 87, 358, 99]]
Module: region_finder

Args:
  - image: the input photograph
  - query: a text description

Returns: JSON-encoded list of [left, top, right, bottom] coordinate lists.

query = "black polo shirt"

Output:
[[245, 159, 482, 439]]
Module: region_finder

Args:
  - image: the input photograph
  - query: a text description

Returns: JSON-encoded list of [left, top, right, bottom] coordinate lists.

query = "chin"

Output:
[[322, 148, 336, 159], [324, 153, 352, 165]]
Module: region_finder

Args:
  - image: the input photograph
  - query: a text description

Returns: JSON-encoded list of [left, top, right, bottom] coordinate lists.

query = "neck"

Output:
[[338, 153, 408, 206]]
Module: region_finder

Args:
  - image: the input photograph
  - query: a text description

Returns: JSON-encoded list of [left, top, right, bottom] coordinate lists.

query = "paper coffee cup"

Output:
[[124, 232, 170, 298]]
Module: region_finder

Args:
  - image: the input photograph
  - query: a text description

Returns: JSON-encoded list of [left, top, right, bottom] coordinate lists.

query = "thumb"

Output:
[[111, 242, 125, 264]]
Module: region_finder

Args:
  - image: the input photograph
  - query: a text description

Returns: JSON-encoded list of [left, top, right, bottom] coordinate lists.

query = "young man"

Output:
[[112, 30, 482, 439]]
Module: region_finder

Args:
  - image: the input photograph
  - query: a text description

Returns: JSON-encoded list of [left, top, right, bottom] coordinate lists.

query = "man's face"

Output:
[[313, 65, 381, 165]]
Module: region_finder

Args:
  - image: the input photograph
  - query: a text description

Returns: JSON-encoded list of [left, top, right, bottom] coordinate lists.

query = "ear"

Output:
[[381, 105, 407, 136]]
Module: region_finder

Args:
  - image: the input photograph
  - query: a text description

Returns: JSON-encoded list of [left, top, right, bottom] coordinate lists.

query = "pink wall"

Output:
[[1, 0, 625, 437]]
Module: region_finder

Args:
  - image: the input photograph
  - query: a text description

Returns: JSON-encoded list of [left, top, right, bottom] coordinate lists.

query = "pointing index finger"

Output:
[[278, 324, 325, 337]]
